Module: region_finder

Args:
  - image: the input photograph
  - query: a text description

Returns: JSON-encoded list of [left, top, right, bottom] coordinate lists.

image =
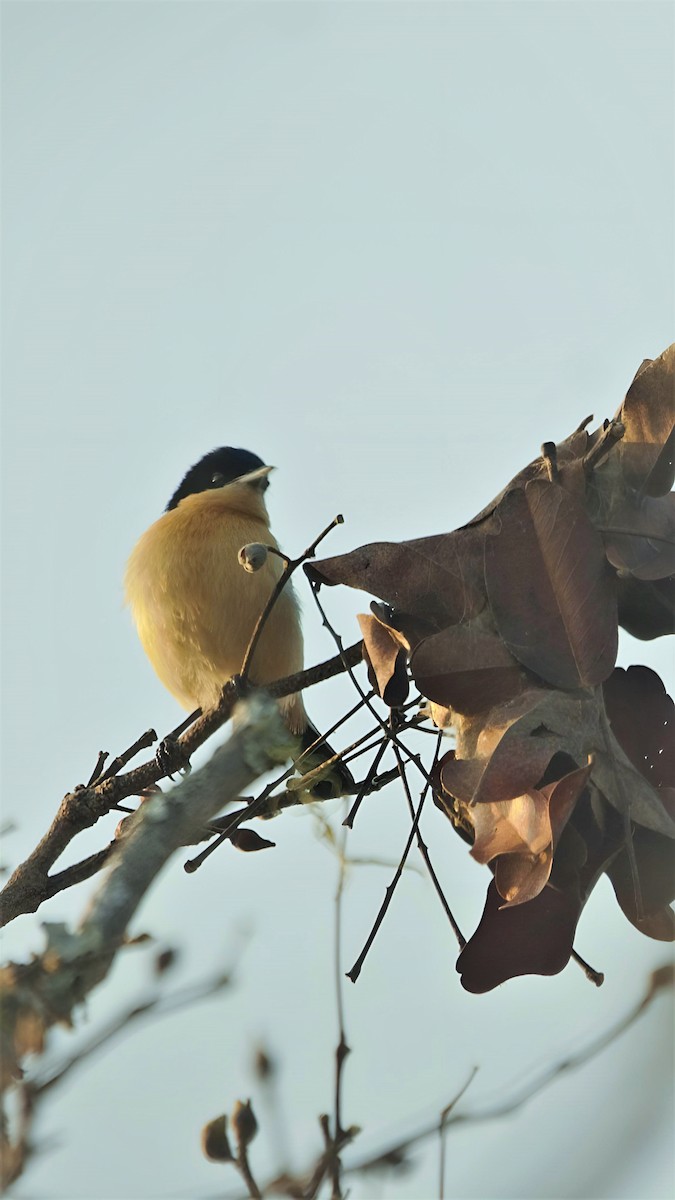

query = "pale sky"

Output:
[[2, 3, 674, 1198]]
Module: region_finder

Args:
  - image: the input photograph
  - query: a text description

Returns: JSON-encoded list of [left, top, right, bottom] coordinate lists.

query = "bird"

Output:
[[124, 446, 352, 797]]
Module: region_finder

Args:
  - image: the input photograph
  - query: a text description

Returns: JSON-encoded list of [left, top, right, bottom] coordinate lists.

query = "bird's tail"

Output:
[[295, 721, 355, 800], [278, 694, 354, 799]]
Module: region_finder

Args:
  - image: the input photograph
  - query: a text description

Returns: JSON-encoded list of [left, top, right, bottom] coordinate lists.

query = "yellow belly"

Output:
[[125, 491, 305, 726]]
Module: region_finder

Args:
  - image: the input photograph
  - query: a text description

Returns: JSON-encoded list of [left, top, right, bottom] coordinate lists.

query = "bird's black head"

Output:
[[166, 447, 269, 511]]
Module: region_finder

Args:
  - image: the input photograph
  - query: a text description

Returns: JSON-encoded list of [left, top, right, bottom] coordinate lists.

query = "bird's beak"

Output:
[[239, 464, 275, 490]]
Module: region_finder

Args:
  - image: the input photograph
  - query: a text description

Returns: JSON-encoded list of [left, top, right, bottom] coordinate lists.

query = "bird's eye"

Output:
[[211, 472, 226, 487]]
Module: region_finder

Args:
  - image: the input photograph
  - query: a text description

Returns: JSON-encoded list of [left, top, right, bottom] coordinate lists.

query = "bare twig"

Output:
[[35, 965, 234, 1097], [99, 727, 158, 782], [240, 514, 344, 684], [343, 739, 389, 829], [392, 734, 465, 949], [439, 1068, 479, 1200], [86, 751, 109, 787], [346, 773, 428, 984], [570, 948, 604, 987], [331, 822, 351, 1200], [310, 585, 435, 790], [42, 845, 116, 898], [236, 1145, 262, 1200], [183, 707, 392, 875]]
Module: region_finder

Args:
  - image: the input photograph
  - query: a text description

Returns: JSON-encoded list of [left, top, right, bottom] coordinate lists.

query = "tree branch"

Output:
[[0, 643, 363, 927]]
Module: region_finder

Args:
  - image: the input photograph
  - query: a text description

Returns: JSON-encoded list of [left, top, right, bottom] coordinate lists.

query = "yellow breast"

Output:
[[125, 485, 304, 720]]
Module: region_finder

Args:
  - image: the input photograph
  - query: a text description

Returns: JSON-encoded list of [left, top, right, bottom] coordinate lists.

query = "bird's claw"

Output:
[[156, 735, 191, 778], [225, 674, 251, 704]]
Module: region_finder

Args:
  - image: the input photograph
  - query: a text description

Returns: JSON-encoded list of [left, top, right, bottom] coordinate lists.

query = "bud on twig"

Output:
[[231, 1098, 258, 1148], [239, 543, 269, 573], [253, 1045, 275, 1081], [201, 1114, 233, 1162]]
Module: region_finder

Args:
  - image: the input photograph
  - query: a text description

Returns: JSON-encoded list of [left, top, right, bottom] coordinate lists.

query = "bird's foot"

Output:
[[156, 734, 191, 778], [224, 674, 251, 706]]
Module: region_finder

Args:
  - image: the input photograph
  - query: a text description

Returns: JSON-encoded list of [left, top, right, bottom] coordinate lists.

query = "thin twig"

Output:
[[343, 740, 389, 829], [33, 966, 233, 1097], [392, 734, 465, 949], [439, 1067, 479, 1200], [331, 820, 350, 1200], [236, 1145, 262, 1200], [4, 964, 235, 1190], [240, 515, 344, 684], [345, 779, 428, 984], [310, 584, 435, 790], [43, 845, 116, 898], [570, 948, 604, 987], [99, 728, 158, 782], [86, 751, 109, 787], [183, 725, 393, 874]]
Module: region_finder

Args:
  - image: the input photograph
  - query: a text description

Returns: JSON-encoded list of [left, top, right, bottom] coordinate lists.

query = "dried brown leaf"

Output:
[[471, 790, 552, 864], [357, 613, 410, 707], [617, 574, 675, 639], [485, 480, 618, 689], [618, 344, 675, 496], [309, 527, 486, 631], [462, 423, 593, 528], [606, 825, 675, 940], [603, 491, 675, 580], [603, 665, 675, 789], [597, 665, 675, 837], [494, 849, 552, 907], [456, 880, 580, 993], [468, 764, 591, 906], [410, 620, 524, 715], [592, 752, 675, 838]]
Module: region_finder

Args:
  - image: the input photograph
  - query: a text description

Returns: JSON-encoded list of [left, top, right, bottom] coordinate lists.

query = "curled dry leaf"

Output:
[[310, 345, 674, 989], [465, 764, 593, 908], [494, 850, 552, 908], [470, 789, 551, 863], [357, 612, 410, 708], [617, 344, 675, 497]]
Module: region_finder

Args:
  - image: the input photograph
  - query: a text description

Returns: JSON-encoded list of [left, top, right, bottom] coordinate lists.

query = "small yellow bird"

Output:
[[125, 446, 351, 795]]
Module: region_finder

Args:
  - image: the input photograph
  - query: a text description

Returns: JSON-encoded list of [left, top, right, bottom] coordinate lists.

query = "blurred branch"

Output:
[[344, 962, 674, 1179], [0, 697, 294, 1191], [2, 960, 235, 1190], [217, 964, 673, 1200], [0, 643, 363, 927]]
